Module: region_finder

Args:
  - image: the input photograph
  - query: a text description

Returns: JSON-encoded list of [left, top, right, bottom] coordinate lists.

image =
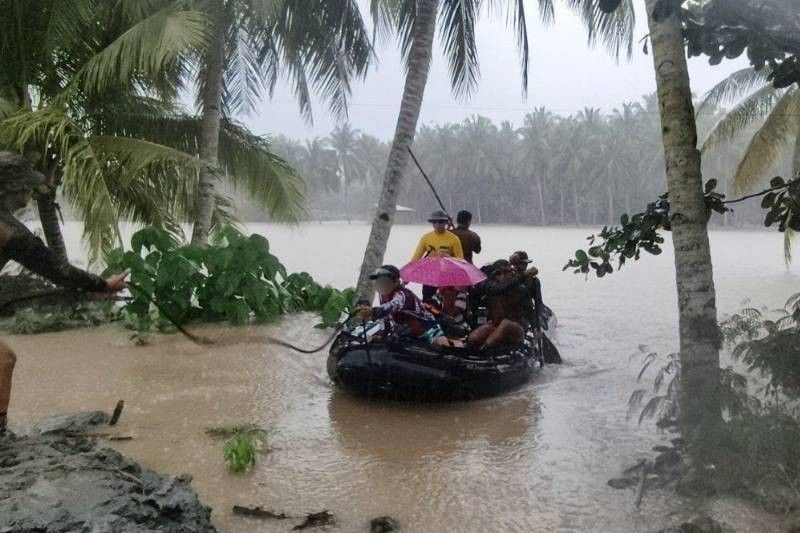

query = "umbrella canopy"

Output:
[[399, 256, 487, 288]]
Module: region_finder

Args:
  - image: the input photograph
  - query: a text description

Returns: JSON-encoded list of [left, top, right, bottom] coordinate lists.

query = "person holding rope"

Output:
[[0, 152, 127, 434], [410, 210, 464, 302]]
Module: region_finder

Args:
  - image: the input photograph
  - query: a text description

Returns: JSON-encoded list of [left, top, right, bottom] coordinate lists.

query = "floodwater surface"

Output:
[[7, 224, 798, 532]]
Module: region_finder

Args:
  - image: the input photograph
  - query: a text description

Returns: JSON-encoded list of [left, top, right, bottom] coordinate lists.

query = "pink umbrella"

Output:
[[399, 256, 487, 288]]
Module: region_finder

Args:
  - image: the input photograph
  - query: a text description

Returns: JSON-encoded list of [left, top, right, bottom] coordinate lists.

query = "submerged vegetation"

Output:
[[105, 227, 355, 333], [206, 424, 269, 474]]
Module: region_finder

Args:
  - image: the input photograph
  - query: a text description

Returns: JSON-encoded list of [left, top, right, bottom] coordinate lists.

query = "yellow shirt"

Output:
[[411, 230, 464, 260]]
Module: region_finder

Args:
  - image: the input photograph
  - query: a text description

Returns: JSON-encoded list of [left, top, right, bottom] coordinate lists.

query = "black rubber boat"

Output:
[[327, 328, 557, 401]]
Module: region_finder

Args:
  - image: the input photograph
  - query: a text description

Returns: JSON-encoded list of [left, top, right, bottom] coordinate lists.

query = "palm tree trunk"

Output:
[[37, 191, 68, 263], [190, 11, 226, 245], [645, 0, 721, 459], [355, 0, 438, 301], [537, 176, 546, 225], [793, 131, 800, 178]]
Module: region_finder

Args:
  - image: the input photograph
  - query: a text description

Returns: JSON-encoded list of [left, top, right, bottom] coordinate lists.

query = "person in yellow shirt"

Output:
[[411, 210, 464, 301]]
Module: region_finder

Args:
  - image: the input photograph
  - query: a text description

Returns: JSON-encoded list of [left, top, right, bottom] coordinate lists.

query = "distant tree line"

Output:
[[267, 94, 794, 227]]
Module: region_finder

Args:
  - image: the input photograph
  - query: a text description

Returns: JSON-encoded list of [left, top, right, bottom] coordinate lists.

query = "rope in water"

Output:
[[1, 282, 357, 353]]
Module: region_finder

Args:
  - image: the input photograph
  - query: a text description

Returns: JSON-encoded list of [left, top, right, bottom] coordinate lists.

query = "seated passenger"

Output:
[[467, 260, 537, 349], [430, 286, 470, 337], [357, 265, 450, 347]]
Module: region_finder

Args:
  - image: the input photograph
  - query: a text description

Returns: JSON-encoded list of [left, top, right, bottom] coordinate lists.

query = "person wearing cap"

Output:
[[411, 210, 464, 302], [467, 259, 538, 349], [451, 210, 481, 264], [357, 265, 449, 346], [509, 250, 549, 335], [0, 151, 128, 434]]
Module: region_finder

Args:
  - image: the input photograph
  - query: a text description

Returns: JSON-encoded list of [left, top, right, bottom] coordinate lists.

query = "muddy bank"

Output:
[[0, 412, 215, 532]]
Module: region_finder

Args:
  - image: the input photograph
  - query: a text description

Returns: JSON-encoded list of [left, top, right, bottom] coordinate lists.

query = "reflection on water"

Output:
[[6, 224, 797, 531]]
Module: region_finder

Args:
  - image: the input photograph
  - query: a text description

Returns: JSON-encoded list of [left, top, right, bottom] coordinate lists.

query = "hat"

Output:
[[491, 259, 513, 276], [0, 152, 47, 194], [428, 210, 449, 223], [510, 250, 532, 265], [369, 265, 400, 281]]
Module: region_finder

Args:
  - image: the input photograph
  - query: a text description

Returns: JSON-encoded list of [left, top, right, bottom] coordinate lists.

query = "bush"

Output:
[[105, 226, 355, 332]]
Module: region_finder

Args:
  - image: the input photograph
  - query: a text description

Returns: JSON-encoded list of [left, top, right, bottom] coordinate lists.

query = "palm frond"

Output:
[[701, 85, 784, 153], [0, 107, 119, 261], [57, 2, 208, 103], [43, 0, 96, 53], [219, 121, 307, 223], [439, 0, 480, 98], [785, 227, 795, 267], [733, 90, 800, 193], [697, 67, 770, 117], [564, 0, 635, 59]]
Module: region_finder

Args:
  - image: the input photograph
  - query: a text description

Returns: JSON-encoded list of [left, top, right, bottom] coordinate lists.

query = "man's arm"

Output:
[[473, 233, 481, 255], [5, 232, 108, 292], [373, 291, 406, 319]]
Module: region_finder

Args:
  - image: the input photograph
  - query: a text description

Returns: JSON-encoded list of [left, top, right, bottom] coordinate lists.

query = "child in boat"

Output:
[[357, 265, 450, 346], [429, 286, 471, 338]]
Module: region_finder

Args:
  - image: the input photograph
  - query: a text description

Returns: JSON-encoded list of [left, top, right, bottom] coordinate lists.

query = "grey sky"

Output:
[[242, 1, 747, 141]]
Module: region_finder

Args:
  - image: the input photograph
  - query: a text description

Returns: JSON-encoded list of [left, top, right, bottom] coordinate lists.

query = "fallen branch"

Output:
[[293, 510, 335, 530], [232, 505, 291, 520], [63, 432, 133, 441]]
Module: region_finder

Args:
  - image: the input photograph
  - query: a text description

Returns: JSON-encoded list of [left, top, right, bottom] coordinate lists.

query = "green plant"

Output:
[[721, 293, 800, 398], [208, 425, 269, 474], [105, 226, 354, 333]]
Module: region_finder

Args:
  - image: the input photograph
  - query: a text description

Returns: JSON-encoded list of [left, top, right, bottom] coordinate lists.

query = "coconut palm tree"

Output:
[[0, 0, 210, 259], [643, 0, 721, 458], [189, 0, 374, 245], [355, 0, 636, 300], [329, 122, 366, 222]]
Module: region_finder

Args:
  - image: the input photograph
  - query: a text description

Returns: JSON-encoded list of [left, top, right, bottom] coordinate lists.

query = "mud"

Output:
[[0, 413, 215, 532]]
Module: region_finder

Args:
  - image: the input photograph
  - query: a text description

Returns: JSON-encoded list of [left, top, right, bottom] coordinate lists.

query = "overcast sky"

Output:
[[241, 1, 747, 141]]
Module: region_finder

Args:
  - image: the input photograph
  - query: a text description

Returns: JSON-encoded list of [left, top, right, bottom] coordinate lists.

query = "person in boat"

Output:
[[467, 259, 539, 349], [429, 286, 470, 338], [357, 265, 450, 347], [509, 250, 548, 336], [0, 152, 128, 434], [450, 210, 481, 265], [411, 210, 464, 302]]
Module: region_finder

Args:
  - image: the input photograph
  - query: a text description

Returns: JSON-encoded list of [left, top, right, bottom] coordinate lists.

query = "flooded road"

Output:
[[7, 224, 798, 532]]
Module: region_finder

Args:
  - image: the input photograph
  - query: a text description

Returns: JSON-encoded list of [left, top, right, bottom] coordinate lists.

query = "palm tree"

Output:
[[189, 0, 374, 245], [643, 0, 721, 458], [329, 122, 365, 222], [0, 0, 210, 259], [355, 0, 636, 299]]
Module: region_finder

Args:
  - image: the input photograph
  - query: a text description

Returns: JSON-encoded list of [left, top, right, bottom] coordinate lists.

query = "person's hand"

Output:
[[104, 269, 130, 292], [524, 266, 539, 278], [357, 306, 373, 320]]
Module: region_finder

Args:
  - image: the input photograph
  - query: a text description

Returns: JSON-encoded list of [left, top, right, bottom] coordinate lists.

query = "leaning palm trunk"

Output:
[[355, 0, 438, 301], [645, 0, 721, 459], [191, 13, 226, 246]]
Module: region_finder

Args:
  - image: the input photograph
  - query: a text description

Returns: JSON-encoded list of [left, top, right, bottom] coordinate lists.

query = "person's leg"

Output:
[[484, 320, 524, 348], [0, 340, 16, 433], [422, 285, 437, 302], [467, 324, 494, 347]]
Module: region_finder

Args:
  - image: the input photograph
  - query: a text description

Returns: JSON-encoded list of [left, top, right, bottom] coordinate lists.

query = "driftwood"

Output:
[[109, 400, 125, 426], [232, 505, 290, 520], [63, 432, 132, 441], [293, 511, 335, 530]]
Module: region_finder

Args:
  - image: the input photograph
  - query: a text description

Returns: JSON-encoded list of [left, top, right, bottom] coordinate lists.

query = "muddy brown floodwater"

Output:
[[7, 224, 799, 532]]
